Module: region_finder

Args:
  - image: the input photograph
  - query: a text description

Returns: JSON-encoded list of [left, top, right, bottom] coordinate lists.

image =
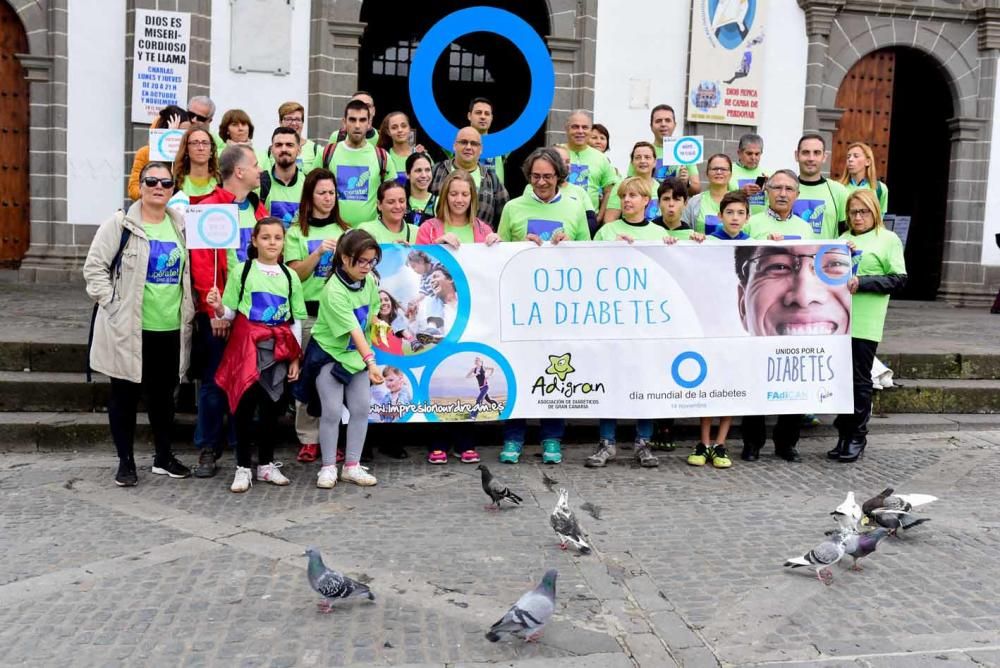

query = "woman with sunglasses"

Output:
[[84, 162, 195, 487], [830, 189, 906, 463]]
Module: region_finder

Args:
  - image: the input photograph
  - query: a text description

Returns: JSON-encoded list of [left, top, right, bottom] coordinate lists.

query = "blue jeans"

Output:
[[193, 313, 236, 451], [600, 419, 653, 442], [503, 419, 566, 445]]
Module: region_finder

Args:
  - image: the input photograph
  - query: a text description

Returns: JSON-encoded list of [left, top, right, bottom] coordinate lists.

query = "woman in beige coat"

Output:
[[84, 162, 195, 487]]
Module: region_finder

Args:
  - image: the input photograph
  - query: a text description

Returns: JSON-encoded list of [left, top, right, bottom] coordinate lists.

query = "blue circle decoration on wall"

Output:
[[408, 7, 555, 159], [417, 343, 518, 422]]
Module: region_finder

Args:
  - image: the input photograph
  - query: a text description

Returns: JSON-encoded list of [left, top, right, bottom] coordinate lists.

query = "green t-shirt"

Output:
[[795, 178, 848, 239], [327, 143, 383, 226], [327, 128, 379, 148], [841, 227, 906, 342], [181, 175, 217, 198], [284, 221, 345, 302], [630, 143, 702, 184], [524, 183, 595, 214], [310, 273, 381, 374], [728, 162, 767, 215], [498, 193, 592, 242], [260, 141, 319, 175], [227, 199, 260, 269], [358, 219, 419, 244], [445, 223, 475, 244], [386, 149, 410, 184], [744, 211, 815, 240], [606, 179, 659, 221], [845, 179, 889, 215], [222, 260, 307, 325], [681, 192, 724, 234], [664, 226, 696, 240], [566, 145, 616, 210], [594, 218, 667, 241], [264, 168, 305, 228], [142, 218, 184, 332], [481, 153, 505, 185]]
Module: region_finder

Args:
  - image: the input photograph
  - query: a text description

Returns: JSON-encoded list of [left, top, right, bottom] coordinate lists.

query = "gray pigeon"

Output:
[[863, 490, 937, 532], [477, 464, 523, 510], [304, 547, 375, 612], [869, 508, 931, 534], [550, 488, 591, 554], [486, 569, 557, 642], [842, 528, 891, 571], [784, 537, 846, 585]]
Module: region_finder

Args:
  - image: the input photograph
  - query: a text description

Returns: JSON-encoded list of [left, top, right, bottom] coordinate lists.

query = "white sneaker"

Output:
[[231, 466, 252, 493], [257, 462, 290, 486], [340, 464, 377, 486], [317, 464, 338, 489]]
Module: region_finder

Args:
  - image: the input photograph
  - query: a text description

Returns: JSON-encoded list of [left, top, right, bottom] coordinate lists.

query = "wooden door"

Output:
[[831, 49, 894, 180], [0, 2, 29, 266]]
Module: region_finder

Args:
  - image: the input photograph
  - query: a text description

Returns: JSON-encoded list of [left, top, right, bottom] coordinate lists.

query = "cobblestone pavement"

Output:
[[2, 430, 1000, 667]]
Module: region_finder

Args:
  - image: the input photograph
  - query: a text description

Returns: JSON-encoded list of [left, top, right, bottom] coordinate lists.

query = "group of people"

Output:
[[84, 90, 907, 493]]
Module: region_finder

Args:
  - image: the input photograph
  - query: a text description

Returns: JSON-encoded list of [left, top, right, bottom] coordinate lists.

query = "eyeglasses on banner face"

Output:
[[743, 250, 852, 281]]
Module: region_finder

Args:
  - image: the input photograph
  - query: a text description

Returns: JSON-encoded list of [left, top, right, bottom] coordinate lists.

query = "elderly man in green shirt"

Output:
[[563, 110, 617, 223]]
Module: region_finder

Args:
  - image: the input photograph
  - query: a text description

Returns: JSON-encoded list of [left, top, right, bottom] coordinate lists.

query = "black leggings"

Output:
[[834, 338, 878, 442], [234, 383, 285, 468], [108, 330, 180, 463]]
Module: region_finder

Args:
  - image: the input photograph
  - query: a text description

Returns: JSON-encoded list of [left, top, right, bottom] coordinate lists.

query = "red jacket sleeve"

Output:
[[190, 248, 227, 316]]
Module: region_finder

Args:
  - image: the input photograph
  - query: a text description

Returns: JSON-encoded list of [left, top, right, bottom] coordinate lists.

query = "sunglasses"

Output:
[[143, 176, 175, 189], [188, 111, 210, 123]]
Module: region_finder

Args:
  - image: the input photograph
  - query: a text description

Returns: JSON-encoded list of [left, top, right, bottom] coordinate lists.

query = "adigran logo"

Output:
[[530, 353, 606, 398]]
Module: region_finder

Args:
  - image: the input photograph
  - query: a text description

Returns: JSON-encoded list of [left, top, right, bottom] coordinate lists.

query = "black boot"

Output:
[[838, 438, 866, 463], [741, 443, 762, 461], [776, 445, 802, 462], [115, 457, 138, 487], [827, 437, 847, 460]]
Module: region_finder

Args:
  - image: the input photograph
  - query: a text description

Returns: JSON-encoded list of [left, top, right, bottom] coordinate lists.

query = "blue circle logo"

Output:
[[197, 208, 239, 248], [417, 343, 517, 422], [672, 137, 703, 166], [671, 351, 708, 389], [408, 7, 555, 159], [814, 244, 852, 287], [157, 129, 185, 160]]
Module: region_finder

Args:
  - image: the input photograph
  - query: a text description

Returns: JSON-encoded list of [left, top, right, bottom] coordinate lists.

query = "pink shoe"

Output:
[[460, 449, 481, 463], [427, 450, 448, 465]]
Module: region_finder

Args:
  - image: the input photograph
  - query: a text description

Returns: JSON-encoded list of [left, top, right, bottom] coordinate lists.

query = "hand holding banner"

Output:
[[149, 128, 185, 162]]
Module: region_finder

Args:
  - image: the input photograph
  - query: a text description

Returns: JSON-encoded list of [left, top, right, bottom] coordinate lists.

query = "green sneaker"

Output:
[[650, 424, 677, 451], [802, 413, 821, 428], [708, 444, 732, 469], [687, 443, 709, 467], [541, 439, 562, 464], [499, 441, 522, 464]]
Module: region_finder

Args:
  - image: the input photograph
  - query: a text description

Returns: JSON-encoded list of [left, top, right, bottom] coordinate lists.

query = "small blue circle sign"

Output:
[[197, 208, 239, 248], [672, 137, 703, 166]]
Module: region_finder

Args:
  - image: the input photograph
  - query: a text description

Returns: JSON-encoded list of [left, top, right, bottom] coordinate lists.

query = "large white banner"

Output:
[[686, 0, 767, 126], [368, 241, 854, 423], [131, 9, 191, 124]]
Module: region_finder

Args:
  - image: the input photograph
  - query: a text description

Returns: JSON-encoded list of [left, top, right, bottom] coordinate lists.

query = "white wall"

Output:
[[209, 0, 312, 149], [592, 0, 808, 175], [67, 0, 126, 225], [982, 72, 1000, 266]]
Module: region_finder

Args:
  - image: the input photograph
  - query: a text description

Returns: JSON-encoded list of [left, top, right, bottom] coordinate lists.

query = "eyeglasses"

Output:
[[530, 173, 557, 182], [353, 257, 379, 269], [742, 250, 852, 281], [455, 139, 481, 147], [849, 208, 873, 219], [188, 111, 210, 123], [142, 176, 175, 189], [708, 166, 731, 173], [187, 140, 212, 148], [766, 185, 797, 193], [281, 116, 304, 124]]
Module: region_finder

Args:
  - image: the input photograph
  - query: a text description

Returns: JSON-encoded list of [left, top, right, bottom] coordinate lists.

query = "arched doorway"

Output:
[[0, 1, 29, 266], [832, 47, 953, 300], [358, 0, 551, 195]]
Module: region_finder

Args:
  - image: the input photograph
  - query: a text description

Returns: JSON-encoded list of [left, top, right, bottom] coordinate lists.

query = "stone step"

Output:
[[3, 411, 1000, 453], [0, 371, 111, 412], [0, 340, 88, 373], [874, 379, 1000, 414]]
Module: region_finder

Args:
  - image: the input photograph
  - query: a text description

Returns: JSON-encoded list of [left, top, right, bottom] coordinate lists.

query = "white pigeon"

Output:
[[550, 489, 592, 554], [830, 491, 863, 534], [485, 569, 557, 642], [784, 537, 846, 585]]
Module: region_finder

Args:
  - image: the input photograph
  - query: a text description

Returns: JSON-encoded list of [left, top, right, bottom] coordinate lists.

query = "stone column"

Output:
[[546, 36, 582, 146], [798, 0, 845, 132], [308, 18, 365, 143]]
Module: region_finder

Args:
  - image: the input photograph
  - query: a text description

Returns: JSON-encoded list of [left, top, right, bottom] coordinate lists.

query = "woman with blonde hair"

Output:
[[830, 188, 906, 463], [415, 169, 499, 248], [839, 142, 889, 214]]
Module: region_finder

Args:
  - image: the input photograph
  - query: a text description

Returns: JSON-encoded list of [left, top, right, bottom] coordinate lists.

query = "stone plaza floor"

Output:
[[2, 429, 999, 667]]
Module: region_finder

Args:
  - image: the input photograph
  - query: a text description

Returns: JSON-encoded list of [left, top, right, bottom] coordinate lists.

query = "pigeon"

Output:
[[784, 537, 846, 585], [861, 487, 894, 517], [485, 569, 557, 642], [869, 508, 931, 534], [842, 528, 891, 571], [550, 489, 591, 554], [862, 489, 937, 533], [477, 464, 523, 511], [831, 491, 863, 534], [304, 547, 375, 612]]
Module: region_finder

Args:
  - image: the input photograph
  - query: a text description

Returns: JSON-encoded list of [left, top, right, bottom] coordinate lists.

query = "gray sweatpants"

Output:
[[316, 363, 370, 466], [295, 317, 320, 445]]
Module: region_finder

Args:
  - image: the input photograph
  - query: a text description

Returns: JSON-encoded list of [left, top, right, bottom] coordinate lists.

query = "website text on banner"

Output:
[[366, 241, 855, 423]]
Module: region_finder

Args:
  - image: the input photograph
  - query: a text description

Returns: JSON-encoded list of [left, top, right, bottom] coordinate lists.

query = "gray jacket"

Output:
[[83, 200, 194, 383]]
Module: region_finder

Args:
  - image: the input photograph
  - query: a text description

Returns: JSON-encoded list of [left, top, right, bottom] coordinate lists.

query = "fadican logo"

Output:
[[531, 352, 605, 398]]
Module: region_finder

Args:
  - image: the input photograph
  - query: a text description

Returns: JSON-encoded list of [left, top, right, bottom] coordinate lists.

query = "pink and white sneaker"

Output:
[[427, 450, 448, 465]]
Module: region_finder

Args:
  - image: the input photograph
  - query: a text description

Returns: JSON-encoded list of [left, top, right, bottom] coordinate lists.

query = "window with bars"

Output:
[[370, 41, 493, 83]]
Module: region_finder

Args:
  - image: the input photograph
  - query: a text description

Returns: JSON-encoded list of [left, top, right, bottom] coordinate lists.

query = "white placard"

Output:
[[131, 9, 191, 124], [148, 128, 185, 162], [661, 136, 705, 166], [184, 205, 241, 250]]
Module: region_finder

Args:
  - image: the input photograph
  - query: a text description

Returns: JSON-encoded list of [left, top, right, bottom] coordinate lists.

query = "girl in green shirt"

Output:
[[404, 152, 437, 228], [830, 189, 906, 464], [378, 111, 425, 185]]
